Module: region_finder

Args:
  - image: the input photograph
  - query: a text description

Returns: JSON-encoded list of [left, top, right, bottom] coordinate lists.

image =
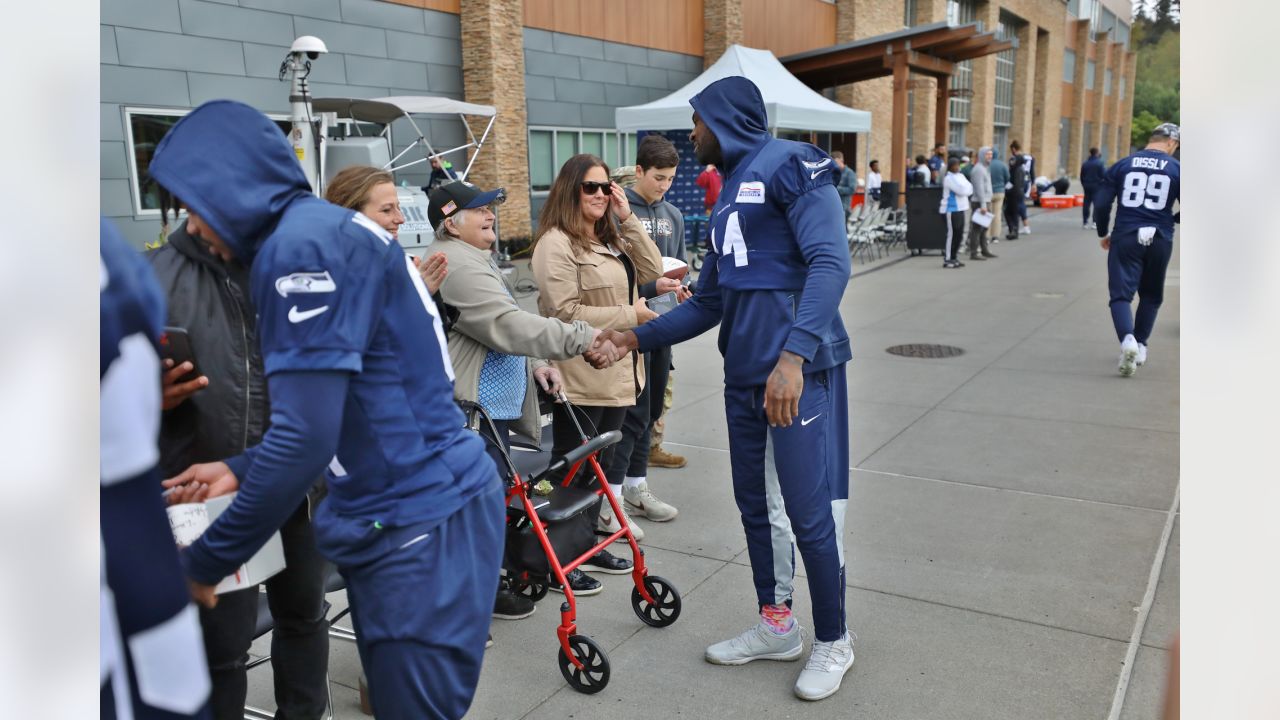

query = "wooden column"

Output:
[[934, 73, 950, 147], [891, 52, 909, 189]]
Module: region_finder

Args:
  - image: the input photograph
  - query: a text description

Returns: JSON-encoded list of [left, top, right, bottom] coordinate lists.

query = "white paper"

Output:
[[971, 209, 993, 228], [661, 256, 689, 279], [166, 492, 287, 594]]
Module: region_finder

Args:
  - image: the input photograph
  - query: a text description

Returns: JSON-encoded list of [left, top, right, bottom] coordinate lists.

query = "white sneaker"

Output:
[[705, 620, 804, 666], [1021, 225, 1031, 235], [623, 482, 678, 522], [1136, 343, 1148, 366], [599, 499, 644, 542], [794, 632, 856, 701], [1118, 334, 1139, 377]]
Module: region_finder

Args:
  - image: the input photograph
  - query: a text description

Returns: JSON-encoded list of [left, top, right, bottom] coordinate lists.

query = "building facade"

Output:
[[102, 0, 1134, 248]]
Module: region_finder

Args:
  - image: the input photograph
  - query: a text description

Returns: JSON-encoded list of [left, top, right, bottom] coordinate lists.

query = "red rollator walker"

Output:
[[460, 391, 682, 694]]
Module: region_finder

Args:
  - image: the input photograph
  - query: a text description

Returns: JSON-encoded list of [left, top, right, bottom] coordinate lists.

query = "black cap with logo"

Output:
[[427, 180, 506, 229]]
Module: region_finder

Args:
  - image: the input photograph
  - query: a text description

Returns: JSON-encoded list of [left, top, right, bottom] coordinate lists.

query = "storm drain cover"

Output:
[[885, 344, 965, 359]]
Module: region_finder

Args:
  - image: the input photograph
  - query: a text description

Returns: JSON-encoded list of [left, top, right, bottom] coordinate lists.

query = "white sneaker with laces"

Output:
[[1118, 334, 1139, 377], [623, 481, 678, 522], [1021, 225, 1031, 235], [598, 499, 644, 542], [705, 620, 803, 666], [1136, 343, 1148, 366], [794, 632, 856, 701]]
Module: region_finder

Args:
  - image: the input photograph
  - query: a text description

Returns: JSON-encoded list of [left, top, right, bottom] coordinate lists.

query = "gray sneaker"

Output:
[[623, 481, 678, 522], [705, 621, 803, 666], [793, 632, 856, 701]]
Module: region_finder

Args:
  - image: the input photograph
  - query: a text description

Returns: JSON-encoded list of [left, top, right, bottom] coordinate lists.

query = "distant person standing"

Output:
[[1079, 147, 1106, 229], [696, 163, 722, 215], [968, 147, 997, 262], [1004, 153, 1028, 239], [959, 154, 974, 180], [988, 149, 1009, 241], [1094, 123, 1180, 377], [910, 155, 931, 187], [928, 143, 947, 185], [424, 155, 457, 191], [865, 160, 882, 203], [832, 151, 857, 224], [939, 157, 973, 269], [1009, 141, 1031, 234]]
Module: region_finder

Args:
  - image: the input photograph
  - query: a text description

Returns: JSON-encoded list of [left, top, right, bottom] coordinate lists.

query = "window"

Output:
[[992, 126, 1009, 159], [1083, 121, 1094, 151], [1085, 60, 1096, 90], [527, 127, 636, 193], [1119, 75, 1126, 99], [1101, 122, 1111, 163], [946, 0, 975, 27], [1104, 68, 1113, 96], [1099, 7, 1116, 41], [948, 122, 967, 150], [946, 0, 975, 138], [904, 0, 917, 27], [1063, 49, 1076, 83], [993, 18, 1016, 132], [1059, 118, 1071, 175], [1067, 0, 1080, 16], [1115, 21, 1130, 50], [124, 107, 290, 215]]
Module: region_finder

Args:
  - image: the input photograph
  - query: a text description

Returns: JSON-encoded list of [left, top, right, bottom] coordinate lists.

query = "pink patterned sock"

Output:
[[760, 603, 795, 635]]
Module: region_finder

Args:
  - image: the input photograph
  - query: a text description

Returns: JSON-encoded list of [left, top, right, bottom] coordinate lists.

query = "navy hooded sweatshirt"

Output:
[[149, 101, 493, 582], [633, 76, 851, 385]]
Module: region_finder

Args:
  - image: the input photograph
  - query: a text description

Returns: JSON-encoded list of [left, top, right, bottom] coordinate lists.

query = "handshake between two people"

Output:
[[583, 328, 640, 370]]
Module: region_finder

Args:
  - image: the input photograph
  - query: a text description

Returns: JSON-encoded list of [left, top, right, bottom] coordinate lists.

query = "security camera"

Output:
[[290, 35, 328, 61]]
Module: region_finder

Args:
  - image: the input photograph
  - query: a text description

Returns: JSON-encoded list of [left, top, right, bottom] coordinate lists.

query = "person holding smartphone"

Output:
[[530, 153, 663, 571]]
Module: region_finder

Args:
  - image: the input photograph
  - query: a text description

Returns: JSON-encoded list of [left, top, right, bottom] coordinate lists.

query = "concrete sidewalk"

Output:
[[250, 205, 1180, 719]]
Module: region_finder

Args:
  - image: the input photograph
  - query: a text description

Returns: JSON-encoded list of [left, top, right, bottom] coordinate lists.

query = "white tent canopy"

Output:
[[615, 45, 871, 134]]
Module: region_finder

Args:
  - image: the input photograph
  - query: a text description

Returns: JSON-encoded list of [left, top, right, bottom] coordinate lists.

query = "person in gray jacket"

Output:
[[428, 180, 633, 608], [988, 149, 1010, 241], [968, 147, 997, 261], [612, 135, 691, 525]]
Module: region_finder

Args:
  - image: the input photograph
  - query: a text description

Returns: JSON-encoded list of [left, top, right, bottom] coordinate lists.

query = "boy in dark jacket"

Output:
[[1079, 147, 1106, 229]]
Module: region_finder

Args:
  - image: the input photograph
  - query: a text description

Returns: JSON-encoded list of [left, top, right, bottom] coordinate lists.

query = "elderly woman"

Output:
[[530, 153, 663, 560], [428, 179, 634, 602], [324, 165, 447, 294]]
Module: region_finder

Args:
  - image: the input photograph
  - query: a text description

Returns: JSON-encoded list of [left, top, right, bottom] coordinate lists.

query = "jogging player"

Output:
[[591, 76, 854, 701], [1094, 123, 1181, 377], [149, 101, 504, 720]]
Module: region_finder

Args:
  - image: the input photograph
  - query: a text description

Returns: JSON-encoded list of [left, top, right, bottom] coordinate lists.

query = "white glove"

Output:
[[1138, 227, 1157, 246]]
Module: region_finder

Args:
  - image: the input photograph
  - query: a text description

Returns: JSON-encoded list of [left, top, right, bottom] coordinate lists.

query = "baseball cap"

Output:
[[427, 180, 506, 228], [1151, 123, 1180, 142]]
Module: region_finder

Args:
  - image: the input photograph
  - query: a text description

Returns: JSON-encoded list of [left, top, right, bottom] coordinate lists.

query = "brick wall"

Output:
[[702, 0, 744, 68], [102, 0, 464, 248]]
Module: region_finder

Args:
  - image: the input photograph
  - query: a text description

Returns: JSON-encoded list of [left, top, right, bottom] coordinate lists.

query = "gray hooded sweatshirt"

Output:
[[969, 147, 994, 204], [624, 186, 686, 298]]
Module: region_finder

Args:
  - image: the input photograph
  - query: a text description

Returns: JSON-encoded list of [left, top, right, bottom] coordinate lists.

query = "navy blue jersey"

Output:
[[633, 76, 851, 385], [101, 218, 210, 719], [1094, 149, 1181, 239], [149, 101, 492, 553]]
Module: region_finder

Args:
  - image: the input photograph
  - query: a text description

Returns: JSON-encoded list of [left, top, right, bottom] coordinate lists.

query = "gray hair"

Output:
[[433, 207, 468, 242]]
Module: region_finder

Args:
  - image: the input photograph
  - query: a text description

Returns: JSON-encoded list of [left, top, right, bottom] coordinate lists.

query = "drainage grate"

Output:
[[885, 344, 965, 359]]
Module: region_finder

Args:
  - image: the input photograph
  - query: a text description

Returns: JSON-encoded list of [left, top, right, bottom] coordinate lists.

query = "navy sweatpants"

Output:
[[314, 478, 505, 720], [1107, 229, 1174, 344], [724, 364, 850, 642]]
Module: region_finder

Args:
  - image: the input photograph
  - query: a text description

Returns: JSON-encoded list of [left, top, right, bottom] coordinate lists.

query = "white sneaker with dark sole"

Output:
[[794, 632, 856, 701], [705, 621, 803, 666], [1136, 343, 1148, 366]]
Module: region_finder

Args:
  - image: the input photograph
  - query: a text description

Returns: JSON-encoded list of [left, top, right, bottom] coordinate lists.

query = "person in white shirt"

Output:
[[866, 160, 883, 203], [938, 157, 974, 268]]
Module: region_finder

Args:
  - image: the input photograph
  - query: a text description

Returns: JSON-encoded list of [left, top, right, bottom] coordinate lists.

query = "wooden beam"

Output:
[[907, 24, 980, 52], [883, 50, 954, 77], [935, 74, 950, 149], [891, 53, 909, 190], [930, 35, 998, 58]]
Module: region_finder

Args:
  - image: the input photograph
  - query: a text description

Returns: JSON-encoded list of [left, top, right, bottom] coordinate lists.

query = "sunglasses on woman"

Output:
[[580, 181, 613, 195]]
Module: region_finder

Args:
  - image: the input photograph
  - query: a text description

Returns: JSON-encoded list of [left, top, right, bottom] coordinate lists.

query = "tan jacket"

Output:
[[531, 213, 663, 406], [436, 236, 596, 442]]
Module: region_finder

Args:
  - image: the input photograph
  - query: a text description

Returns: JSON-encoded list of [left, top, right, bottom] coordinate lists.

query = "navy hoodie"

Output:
[[1080, 155, 1106, 189], [149, 102, 493, 580], [633, 76, 851, 385]]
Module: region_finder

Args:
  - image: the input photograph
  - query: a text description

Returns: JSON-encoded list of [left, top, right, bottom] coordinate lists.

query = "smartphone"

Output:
[[159, 327, 200, 383], [647, 291, 678, 316]]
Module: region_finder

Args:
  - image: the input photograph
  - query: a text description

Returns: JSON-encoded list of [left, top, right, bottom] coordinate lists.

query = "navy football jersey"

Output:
[[1095, 149, 1181, 239]]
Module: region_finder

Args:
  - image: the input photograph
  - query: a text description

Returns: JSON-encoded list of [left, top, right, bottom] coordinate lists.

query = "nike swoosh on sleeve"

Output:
[[810, 169, 831, 180]]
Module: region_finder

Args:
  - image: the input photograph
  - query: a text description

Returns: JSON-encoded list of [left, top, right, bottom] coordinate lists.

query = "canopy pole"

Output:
[[460, 115, 495, 180]]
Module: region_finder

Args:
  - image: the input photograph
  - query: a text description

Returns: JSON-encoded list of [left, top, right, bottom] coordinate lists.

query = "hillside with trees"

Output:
[[1130, 0, 1180, 147]]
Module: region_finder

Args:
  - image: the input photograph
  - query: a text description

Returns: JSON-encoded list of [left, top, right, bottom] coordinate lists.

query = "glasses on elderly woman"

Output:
[[580, 181, 612, 195]]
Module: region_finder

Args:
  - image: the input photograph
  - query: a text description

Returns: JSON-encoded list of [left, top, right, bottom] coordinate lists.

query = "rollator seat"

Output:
[[535, 485, 600, 524]]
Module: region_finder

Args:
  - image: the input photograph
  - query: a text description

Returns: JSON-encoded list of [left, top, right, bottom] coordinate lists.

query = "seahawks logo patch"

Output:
[[802, 158, 832, 170], [275, 271, 336, 297]]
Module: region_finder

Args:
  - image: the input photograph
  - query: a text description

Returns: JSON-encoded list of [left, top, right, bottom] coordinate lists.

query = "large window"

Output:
[[1115, 21, 1130, 50], [1119, 75, 1127, 99], [1104, 68, 1113, 95], [904, 0, 917, 27], [1059, 118, 1071, 175], [993, 18, 1017, 135], [1083, 121, 1094, 152], [1085, 60, 1097, 90], [948, 122, 967, 150], [527, 127, 636, 193], [1063, 49, 1076, 83], [124, 107, 290, 215], [1067, 0, 1080, 16], [946, 0, 976, 145], [1101, 122, 1111, 163], [1098, 7, 1117, 41]]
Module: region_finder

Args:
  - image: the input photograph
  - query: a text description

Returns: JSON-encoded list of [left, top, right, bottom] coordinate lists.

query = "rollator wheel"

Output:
[[630, 575, 682, 628], [557, 634, 610, 694], [510, 579, 548, 602]]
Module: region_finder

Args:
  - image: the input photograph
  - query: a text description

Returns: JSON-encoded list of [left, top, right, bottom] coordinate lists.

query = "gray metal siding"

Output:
[[101, 0, 463, 248]]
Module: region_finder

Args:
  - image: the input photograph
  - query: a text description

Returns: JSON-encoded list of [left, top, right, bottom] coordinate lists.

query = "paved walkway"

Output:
[[249, 205, 1180, 719]]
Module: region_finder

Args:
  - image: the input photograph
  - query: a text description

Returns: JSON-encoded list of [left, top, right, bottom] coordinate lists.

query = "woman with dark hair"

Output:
[[530, 153, 663, 591]]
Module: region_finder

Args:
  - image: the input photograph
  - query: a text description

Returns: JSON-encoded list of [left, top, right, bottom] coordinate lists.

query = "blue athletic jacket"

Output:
[[149, 101, 493, 581], [1094, 149, 1181, 241], [633, 76, 851, 386]]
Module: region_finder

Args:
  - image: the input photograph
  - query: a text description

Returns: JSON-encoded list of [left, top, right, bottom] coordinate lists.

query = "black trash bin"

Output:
[[905, 186, 945, 255], [879, 180, 900, 209]]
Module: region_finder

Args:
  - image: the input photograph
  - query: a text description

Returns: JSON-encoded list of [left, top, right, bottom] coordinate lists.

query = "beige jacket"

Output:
[[436, 236, 596, 442], [531, 213, 663, 406]]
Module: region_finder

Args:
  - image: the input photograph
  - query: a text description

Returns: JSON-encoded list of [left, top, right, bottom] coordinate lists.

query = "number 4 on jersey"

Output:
[[1121, 172, 1170, 210]]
